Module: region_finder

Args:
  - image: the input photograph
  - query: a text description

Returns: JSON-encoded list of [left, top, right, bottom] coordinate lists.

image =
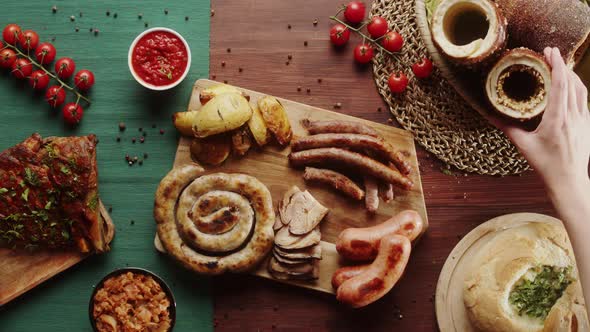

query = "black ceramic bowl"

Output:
[[89, 267, 176, 332]]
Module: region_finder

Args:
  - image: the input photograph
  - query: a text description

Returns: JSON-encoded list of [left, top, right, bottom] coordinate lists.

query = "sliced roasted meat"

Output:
[[303, 167, 364, 201], [292, 133, 411, 175], [301, 119, 379, 137], [363, 176, 379, 213], [274, 226, 321, 250], [283, 190, 329, 235], [272, 250, 311, 265], [289, 148, 413, 190], [268, 256, 319, 280], [274, 244, 322, 260]]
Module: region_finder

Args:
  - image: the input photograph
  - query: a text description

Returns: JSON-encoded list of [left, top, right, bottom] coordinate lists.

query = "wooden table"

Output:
[[208, 0, 553, 330]]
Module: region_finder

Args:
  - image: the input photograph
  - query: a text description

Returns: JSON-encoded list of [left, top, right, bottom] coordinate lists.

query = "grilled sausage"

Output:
[[288, 148, 413, 190], [363, 176, 379, 212], [331, 264, 368, 289], [336, 234, 411, 308], [336, 210, 424, 261], [303, 167, 365, 200], [292, 133, 411, 175], [301, 119, 379, 137]]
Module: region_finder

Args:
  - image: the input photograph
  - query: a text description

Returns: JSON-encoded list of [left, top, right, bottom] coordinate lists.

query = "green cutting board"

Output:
[[0, 1, 212, 331]]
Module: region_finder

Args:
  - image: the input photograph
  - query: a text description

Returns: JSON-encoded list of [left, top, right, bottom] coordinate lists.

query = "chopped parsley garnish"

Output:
[[21, 188, 29, 202], [24, 167, 40, 186], [60, 165, 71, 175], [87, 192, 98, 211], [509, 265, 573, 319]]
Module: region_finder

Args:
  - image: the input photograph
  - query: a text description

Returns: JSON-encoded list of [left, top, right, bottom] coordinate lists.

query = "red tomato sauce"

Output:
[[132, 31, 188, 86]]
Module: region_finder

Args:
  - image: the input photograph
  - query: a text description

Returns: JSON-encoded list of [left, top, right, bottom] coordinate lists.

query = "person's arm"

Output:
[[491, 47, 590, 310]]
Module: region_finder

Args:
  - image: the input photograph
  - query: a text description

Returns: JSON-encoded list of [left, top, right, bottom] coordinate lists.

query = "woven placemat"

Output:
[[370, 0, 530, 175]]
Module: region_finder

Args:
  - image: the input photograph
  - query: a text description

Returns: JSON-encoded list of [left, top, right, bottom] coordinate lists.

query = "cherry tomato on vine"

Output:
[[2, 24, 21, 45], [35, 42, 56, 65], [18, 30, 39, 51], [367, 16, 388, 39], [344, 1, 366, 25], [45, 85, 66, 108], [0, 48, 17, 68], [329, 24, 351, 46], [412, 57, 433, 78], [353, 43, 374, 64], [55, 57, 76, 79], [11, 58, 33, 79], [381, 31, 404, 52], [388, 72, 409, 94], [29, 70, 50, 90], [62, 103, 84, 125], [74, 69, 95, 90]]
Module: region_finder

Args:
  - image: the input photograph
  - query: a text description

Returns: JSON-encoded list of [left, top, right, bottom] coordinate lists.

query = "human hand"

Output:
[[490, 47, 590, 194]]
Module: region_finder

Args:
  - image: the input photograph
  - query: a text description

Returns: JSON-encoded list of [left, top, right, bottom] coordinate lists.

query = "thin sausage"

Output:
[[292, 133, 411, 175], [336, 210, 424, 261], [288, 148, 413, 190], [332, 264, 368, 289], [301, 119, 379, 137], [379, 182, 394, 203], [363, 176, 379, 212], [303, 167, 365, 200], [336, 234, 411, 308]]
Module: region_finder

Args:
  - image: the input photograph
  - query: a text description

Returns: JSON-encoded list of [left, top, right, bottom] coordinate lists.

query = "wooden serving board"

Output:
[[435, 213, 564, 332], [155, 79, 428, 294], [0, 201, 115, 306]]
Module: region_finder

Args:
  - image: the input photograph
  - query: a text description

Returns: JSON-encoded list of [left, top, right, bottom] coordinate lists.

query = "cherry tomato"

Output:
[[412, 57, 433, 79], [2, 24, 21, 45], [388, 72, 409, 94], [329, 24, 351, 46], [29, 70, 50, 90], [11, 58, 33, 79], [367, 16, 388, 39], [74, 69, 95, 90], [353, 44, 374, 64], [344, 1, 366, 25], [45, 85, 66, 108], [55, 57, 76, 79], [0, 48, 17, 68], [381, 31, 404, 52], [62, 103, 84, 125], [35, 42, 57, 65], [18, 30, 39, 51]]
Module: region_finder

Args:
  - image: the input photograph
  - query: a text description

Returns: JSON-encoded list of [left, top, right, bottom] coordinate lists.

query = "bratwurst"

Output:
[[292, 133, 411, 175], [303, 167, 365, 200], [301, 119, 380, 137], [288, 148, 413, 189]]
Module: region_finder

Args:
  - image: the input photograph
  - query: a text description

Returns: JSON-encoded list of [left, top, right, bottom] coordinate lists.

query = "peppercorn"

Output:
[[130, 220, 135, 225], [79, 12, 83, 17], [89, 28, 93, 32], [70, 16, 75, 22], [138, 13, 143, 19], [227, 48, 231, 53], [306, 88, 311, 93], [164, 9, 168, 15], [238, 67, 243, 73], [52, 5, 57, 13], [75, 27, 79, 32], [94, 29, 99, 36], [334, 102, 342, 109], [221, 61, 226, 67], [142, 131, 147, 137], [317, 78, 322, 83], [377, 107, 382, 112], [139, 160, 143, 166], [133, 156, 138, 162], [313, 19, 318, 26], [288, 55, 292, 60], [223, 80, 228, 84], [132, 137, 136, 143], [160, 129, 165, 135], [119, 122, 126, 131], [144, 153, 149, 159], [108, 207, 113, 213], [144, 22, 149, 28], [304, 41, 308, 46], [139, 127, 143, 132], [114, 13, 118, 18], [285, 61, 289, 65], [212, 74, 216, 79], [140, 137, 145, 143], [128, 161, 133, 166], [185, 16, 189, 21], [211, 9, 215, 16], [297, 86, 301, 92], [116, 136, 121, 142], [287, 24, 292, 29], [106, 10, 110, 16]]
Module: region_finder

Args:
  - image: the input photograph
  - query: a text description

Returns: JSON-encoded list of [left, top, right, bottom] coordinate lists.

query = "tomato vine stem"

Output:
[[2, 43, 91, 104], [328, 15, 402, 57]]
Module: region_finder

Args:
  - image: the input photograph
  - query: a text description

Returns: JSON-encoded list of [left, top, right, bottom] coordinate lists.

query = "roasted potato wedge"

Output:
[[174, 93, 252, 138], [199, 84, 250, 105], [190, 134, 231, 166], [247, 105, 270, 146], [257, 96, 292, 146], [231, 126, 253, 156]]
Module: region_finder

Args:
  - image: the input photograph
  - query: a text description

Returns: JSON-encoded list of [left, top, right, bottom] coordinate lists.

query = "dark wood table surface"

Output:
[[208, 0, 553, 330]]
